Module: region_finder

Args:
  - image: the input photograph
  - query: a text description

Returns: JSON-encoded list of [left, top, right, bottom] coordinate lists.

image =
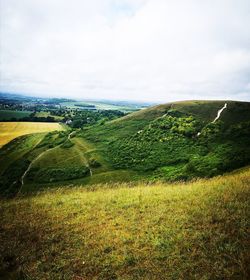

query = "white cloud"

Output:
[[0, 0, 250, 102]]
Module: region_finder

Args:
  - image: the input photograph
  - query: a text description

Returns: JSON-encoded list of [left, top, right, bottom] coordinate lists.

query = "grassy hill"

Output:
[[0, 101, 249, 279], [82, 100, 250, 178], [82, 100, 250, 141], [0, 100, 249, 196], [0, 167, 249, 279]]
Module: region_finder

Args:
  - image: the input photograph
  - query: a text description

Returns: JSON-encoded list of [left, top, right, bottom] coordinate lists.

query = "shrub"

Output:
[[89, 158, 101, 168], [34, 166, 90, 183], [61, 140, 74, 148]]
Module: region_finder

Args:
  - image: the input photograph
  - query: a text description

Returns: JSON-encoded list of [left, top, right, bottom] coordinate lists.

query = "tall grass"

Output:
[[0, 168, 249, 279]]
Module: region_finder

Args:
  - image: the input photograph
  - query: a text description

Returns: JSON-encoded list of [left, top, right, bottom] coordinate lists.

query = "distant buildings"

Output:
[[65, 120, 72, 125]]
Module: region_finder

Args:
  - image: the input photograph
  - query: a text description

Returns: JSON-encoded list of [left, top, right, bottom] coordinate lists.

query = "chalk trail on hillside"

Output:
[[197, 102, 228, 136], [19, 132, 92, 194], [212, 103, 227, 123], [19, 144, 59, 192]]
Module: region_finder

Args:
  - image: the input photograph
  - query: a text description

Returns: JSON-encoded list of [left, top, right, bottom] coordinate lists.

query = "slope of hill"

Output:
[[82, 100, 250, 179], [0, 168, 249, 279], [0, 100, 249, 196], [83, 100, 250, 141]]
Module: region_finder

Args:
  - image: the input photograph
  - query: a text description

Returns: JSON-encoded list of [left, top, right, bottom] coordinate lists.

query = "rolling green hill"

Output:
[[83, 100, 250, 141], [82, 100, 250, 179], [0, 100, 249, 196]]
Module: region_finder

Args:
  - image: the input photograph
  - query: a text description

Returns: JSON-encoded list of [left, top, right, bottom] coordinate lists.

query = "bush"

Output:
[[0, 158, 30, 196], [89, 158, 101, 168], [61, 140, 74, 149], [34, 166, 90, 183]]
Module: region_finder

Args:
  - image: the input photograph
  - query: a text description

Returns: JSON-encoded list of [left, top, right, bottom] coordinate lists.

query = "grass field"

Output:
[[34, 111, 64, 121], [0, 122, 64, 147], [0, 168, 249, 279], [0, 110, 32, 120]]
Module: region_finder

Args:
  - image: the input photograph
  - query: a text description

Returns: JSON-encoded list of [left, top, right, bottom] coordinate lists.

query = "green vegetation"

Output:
[[0, 100, 249, 197], [34, 111, 64, 121], [0, 99, 249, 279], [0, 129, 123, 195], [0, 110, 32, 120], [69, 110, 126, 128], [29, 166, 90, 183], [107, 116, 250, 177], [0, 168, 249, 279], [82, 100, 250, 181]]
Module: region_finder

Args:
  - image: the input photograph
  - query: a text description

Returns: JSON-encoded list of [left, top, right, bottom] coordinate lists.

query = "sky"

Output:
[[0, 0, 250, 102]]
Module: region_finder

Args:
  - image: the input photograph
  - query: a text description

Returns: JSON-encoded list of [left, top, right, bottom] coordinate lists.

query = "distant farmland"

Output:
[[0, 110, 32, 120], [0, 122, 64, 147]]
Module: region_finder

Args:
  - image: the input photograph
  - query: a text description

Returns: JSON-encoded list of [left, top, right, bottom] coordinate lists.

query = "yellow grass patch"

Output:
[[0, 122, 63, 147]]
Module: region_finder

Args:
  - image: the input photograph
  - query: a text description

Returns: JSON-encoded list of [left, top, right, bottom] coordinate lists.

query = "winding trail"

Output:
[[19, 144, 59, 193], [20, 131, 74, 191], [19, 131, 92, 193]]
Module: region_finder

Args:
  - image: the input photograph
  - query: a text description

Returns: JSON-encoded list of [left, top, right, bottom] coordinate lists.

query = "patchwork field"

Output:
[[60, 101, 143, 112], [0, 122, 63, 147]]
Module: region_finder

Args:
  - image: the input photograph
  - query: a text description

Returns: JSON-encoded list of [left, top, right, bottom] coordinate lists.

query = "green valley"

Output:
[[0, 100, 250, 197]]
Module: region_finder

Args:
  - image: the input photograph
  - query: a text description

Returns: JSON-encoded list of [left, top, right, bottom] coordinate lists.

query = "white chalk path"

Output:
[[212, 103, 227, 123], [197, 103, 228, 136]]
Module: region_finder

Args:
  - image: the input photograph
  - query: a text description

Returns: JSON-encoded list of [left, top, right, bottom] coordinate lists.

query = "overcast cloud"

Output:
[[0, 0, 250, 102]]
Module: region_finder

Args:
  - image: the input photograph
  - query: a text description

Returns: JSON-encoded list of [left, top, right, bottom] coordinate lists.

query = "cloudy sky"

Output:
[[0, 0, 250, 102]]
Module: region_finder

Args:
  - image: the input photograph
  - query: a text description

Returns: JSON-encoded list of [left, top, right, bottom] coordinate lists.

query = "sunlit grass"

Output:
[[0, 122, 64, 147], [0, 168, 249, 279]]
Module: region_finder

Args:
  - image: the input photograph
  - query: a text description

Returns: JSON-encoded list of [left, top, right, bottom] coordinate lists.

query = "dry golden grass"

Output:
[[0, 122, 63, 147], [0, 168, 249, 279]]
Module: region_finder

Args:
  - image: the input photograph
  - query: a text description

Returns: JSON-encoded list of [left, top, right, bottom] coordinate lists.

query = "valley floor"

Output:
[[0, 167, 249, 279]]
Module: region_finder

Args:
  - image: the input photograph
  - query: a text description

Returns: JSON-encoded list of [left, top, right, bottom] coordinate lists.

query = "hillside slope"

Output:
[[0, 168, 249, 279], [82, 100, 250, 179], [0, 100, 249, 195], [83, 100, 250, 140]]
